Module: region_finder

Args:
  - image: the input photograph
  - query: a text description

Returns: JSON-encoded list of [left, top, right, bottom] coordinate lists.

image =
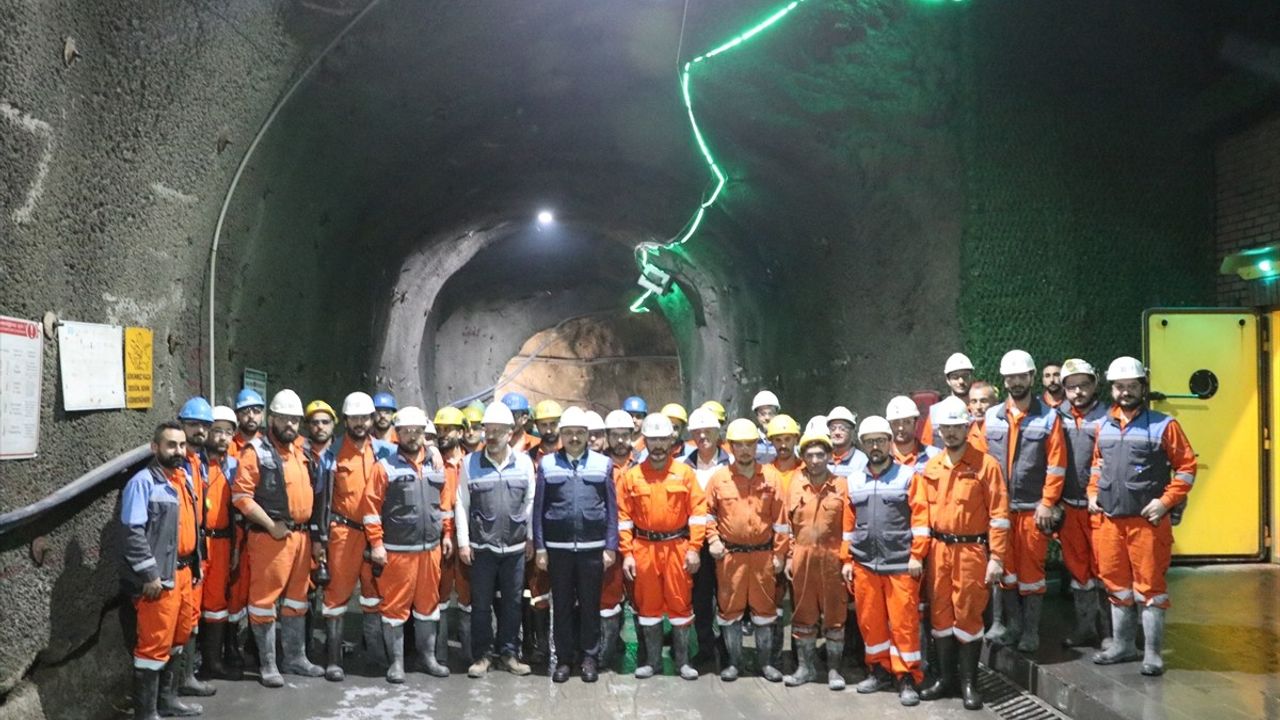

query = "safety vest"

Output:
[[249, 437, 290, 522], [1095, 409, 1176, 518], [378, 453, 449, 552], [537, 450, 613, 551], [983, 399, 1057, 511], [121, 463, 189, 591], [1058, 401, 1109, 507], [847, 462, 916, 575], [464, 450, 533, 553]]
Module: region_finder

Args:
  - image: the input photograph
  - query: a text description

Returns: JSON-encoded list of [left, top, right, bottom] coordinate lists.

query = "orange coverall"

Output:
[[133, 467, 199, 669], [437, 449, 471, 611], [234, 438, 314, 624], [201, 456, 246, 623], [618, 458, 706, 626], [600, 455, 635, 616], [785, 472, 850, 640], [324, 438, 382, 617], [705, 466, 788, 625]]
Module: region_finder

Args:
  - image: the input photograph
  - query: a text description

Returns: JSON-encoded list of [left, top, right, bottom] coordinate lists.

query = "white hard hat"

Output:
[[341, 391, 376, 416], [1106, 356, 1147, 382], [559, 406, 589, 429], [944, 352, 975, 375], [212, 405, 237, 425], [805, 416, 829, 435], [269, 389, 304, 416], [686, 407, 720, 431], [583, 410, 606, 432], [481, 402, 516, 426], [934, 396, 971, 426], [751, 390, 780, 410], [999, 349, 1036, 376], [827, 406, 857, 427], [394, 406, 429, 428], [857, 415, 893, 440], [885, 395, 920, 421], [640, 413, 675, 439], [1061, 358, 1097, 380], [604, 409, 634, 431]]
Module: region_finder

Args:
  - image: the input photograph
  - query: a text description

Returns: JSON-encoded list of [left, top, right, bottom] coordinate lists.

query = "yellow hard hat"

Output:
[[434, 406, 466, 427], [725, 418, 759, 443], [700, 400, 727, 423], [305, 400, 336, 420], [463, 403, 485, 426], [661, 403, 689, 423], [533, 399, 564, 421], [766, 414, 800, 438], [798, 432, 833, 452]]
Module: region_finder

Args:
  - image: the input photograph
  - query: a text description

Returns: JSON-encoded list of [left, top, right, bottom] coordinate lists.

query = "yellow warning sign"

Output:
[[124, 327, 153, 409]]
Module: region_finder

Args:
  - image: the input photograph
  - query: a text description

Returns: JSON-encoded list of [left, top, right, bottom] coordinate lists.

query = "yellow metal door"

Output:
[[1145, 309, 1264, 560]]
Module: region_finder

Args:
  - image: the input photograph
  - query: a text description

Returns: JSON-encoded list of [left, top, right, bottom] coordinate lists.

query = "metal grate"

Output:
[[978, 665, 1073, 720]]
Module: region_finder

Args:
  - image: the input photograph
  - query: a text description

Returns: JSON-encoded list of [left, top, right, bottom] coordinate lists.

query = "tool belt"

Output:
[[249, 519, 304, 533], [176, 553, 199, 569], [206, 526, 235, 539], [932, 530, 988, 545], [330, 512, 363, 530], [635, 527, 690, 542], [724, 541, 773, 553]]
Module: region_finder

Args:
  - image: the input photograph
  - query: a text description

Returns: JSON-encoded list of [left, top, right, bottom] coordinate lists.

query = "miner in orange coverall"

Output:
[[619, 413, 706, 681], [197, 405, 246, 681], [762, 414, 803, 672], [432, 407, 472, 666], [600, 409, 639, 666]]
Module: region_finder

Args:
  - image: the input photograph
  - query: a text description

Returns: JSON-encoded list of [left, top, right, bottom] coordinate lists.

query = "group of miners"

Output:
[[121, 349, 1195, 720]]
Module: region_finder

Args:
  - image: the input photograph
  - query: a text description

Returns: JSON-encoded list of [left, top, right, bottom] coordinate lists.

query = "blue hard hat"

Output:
[[372, 391, 398, 411], [501, 392, 530, 412], [622, 396, 648, 414], [235, 388, 265, 410], [178, 396, 214, 423]]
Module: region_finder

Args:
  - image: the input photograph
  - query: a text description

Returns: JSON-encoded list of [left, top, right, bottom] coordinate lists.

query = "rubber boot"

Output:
[[755, 625, 783, 682], [383, 623, 405, 684], [783, 638, 817, 686], [719, 623, 742, 681], [279, 615, 323, 677], [599, 614, 622, 669], [158, 655, 202, 716], [362, 613, 387, 668], [132, 668, 161, 720], [199, 623, 231, 680], [1097, 587, 1114, 650], [986, 585, 1005, 641], [1017, 594, 1043, 654], [770, 620, 786, 672], [177, 637, 215, 696], [919, 635, 956, 701], [457, 610, 473, 667], [435, 608, 451, 666], [324, 617, 345, 681], [251, 622, 283, 688], [992, 589, 1022, 646], [224, 623, 246, 677], [825, 640, 845, 690], [1064, 588, 1101, 647], [1092, 604, 1141, 665], [632, 613, 648, 669], [634, 624, 664, 679], [673, 625, 698, 680], [1140, 606, 1166, 676], [415, 619, 450, 677], [532, 607, 551, 667], [959, 640, 983, 711]]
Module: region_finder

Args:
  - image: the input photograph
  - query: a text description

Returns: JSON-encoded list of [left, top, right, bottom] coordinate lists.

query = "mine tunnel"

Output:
[[3, 0, 1280, 719]]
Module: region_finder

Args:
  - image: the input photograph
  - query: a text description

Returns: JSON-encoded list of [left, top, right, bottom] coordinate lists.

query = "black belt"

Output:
[[249, 520, 304, 533], [176, 553, 198, 569], [635, 527, 690, 542], [724, 541, 773, 553], [206, 526, 235, 539], [330, 513, 363, 530], [933, 531, 988, 545]]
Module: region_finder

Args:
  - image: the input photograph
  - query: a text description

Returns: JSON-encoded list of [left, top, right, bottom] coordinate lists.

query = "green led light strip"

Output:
[[630, 0, 809, 313]]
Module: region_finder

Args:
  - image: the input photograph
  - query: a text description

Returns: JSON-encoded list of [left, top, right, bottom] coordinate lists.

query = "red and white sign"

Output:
[[0, 315, 43, 459]]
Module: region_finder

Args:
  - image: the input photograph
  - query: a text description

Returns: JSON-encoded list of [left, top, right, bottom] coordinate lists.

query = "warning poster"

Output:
[[0, 315, 43, 459], [124, 327, 153, 409]]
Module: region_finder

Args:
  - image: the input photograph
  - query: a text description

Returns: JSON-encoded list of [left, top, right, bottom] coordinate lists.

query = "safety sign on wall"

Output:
[[0, 315, 43, 460], [59, 321, 125, 411], [124, 327, 154, 409], [243, 367, 268, 402]]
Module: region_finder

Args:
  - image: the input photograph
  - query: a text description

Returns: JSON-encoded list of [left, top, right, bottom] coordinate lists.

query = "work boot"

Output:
[[251, 623, 284, 688], [457, 610, 473, 667], [224, 622, 246, 676], [1017, 594, 1043, 654], [825, 639, 845, 690], [383, 623, 405, 684], [673, 625, 699, 680], [581, 655, 599, 683], [1097, 588, 1114, 650], [362, 613, 387, 668], [990, 589, 1022, 646], [499, 654, 532, 676], [634, 624, 664, 679], [599, 614, 622, 669], [1092, 604, 1141, 665], [177, 637, 215, 696], [770, 620, 786, 671], [855, 665, 893, 694], [783, 638, 817, 686], [158, 655, 202, 716], [919, 635, 957, 701], [719, 622, 742, 681], [1140, 606, 1166, 676], [280, 615, 323, 677], [1064, 588, 1101, 647], [324, 617, 345, 681], [533, 607, 551, 667], [198, 623, 231, 680], [958, 640, 983, 711], [755, 625, 783, 682], [132, 668, 161, 720], [466, 656, 490, 678], [434, 608, 450, 666], [415, 619, 450, 677], [898, 675, 920, 707]]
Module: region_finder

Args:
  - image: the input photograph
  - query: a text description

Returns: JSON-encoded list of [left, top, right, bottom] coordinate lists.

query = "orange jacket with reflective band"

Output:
[[1086, 405, 1196, 510], [618, 459, 706, 557], [705, 465, 787, 561], [786, 473, 850, 555], [917, 444, 1009, 562], [764, 458, 803, 501], [360, 448, 454, 548], [331, 437, 380, 522], [970, 399, 1067, 508], [233, 436, 313, 524], [204, 455, 236, 531], [840, 465, 931, 564]]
